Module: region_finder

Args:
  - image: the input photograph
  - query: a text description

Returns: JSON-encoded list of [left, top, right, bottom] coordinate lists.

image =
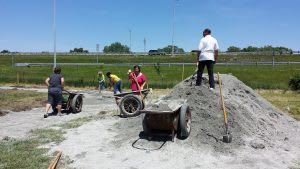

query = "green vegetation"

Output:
[[0, 89, 46, 112], [103, 42, 130, 53], [289, 75, 300, 91], [58, 116, 95, 129], [0, 54, 299, 89], [0, 128, 65, 169], [227, 45, 292, 53], [70, 47, 89, 53], [0, 113, 102, 169], [158, 45, 185, 53], [30, 128, 66, 144], [0, 138, 50, 169], [257, 90, 300, 120]]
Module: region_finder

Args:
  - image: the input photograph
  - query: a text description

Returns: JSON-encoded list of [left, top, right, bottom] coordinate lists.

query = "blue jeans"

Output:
[[113, 80, 122, 94], [99, 81, 105, 90]]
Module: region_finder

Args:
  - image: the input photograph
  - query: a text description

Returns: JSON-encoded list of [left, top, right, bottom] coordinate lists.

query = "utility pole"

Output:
[[53, 0, 57, 67], [143, 38, 146, 53], [129, 29, 132, 53], [171, 0, 178, 57], [11, 53, 14, 68], [96, 44, 99, 63]]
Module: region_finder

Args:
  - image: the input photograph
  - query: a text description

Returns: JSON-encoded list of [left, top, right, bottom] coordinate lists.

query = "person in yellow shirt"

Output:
[[106, 72, 122, 94]]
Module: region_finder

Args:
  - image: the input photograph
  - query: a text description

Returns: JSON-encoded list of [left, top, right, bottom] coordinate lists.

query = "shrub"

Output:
[[289, 75, 300, 91]]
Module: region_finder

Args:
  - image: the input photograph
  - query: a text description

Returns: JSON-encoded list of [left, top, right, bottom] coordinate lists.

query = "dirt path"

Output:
[[0, 88, 118, 139]]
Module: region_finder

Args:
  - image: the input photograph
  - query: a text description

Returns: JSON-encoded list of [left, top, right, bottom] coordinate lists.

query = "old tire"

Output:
[[178, 103, 191, 139], [120, 94, 142, 117], [71, 94, 83, 113]]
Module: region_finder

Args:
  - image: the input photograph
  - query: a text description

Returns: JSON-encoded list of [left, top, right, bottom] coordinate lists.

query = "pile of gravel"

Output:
[[115, 74, 300, 154]]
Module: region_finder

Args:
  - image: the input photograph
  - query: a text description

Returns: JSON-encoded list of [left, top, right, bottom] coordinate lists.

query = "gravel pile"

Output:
[[116, 74, 300, 154]]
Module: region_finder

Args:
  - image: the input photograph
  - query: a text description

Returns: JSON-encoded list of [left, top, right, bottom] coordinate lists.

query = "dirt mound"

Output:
[[163, 74, 299, 152], [116, 74, 300, 154]]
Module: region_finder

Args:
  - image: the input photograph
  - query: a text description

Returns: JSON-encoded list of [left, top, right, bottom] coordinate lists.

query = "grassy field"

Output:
[[257, 90, 300, 120], [0, 64, 299, 90], [0, 54, 299, 89], [0, 89, 46, 113], [1, 53, 299, 64]]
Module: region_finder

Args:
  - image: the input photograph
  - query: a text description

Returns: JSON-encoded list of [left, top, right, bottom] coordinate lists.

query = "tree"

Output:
[[70, 48, 89, 53], [241, 46, 259, 52], [227, 46, 241, 52], [158, 45, 185, 54], [228, 45, 292, 53], [103, 42, 130, 53], [0, 50, 10, 53]]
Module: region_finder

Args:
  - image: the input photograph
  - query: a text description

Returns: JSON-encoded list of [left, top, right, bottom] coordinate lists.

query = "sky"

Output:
[[0, 0, 300, 52]]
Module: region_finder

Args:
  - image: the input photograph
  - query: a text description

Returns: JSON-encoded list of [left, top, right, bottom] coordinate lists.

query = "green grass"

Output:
[[0, 54, 299, 89], [1, 54, 299, 65], [257, 90, 300, 120], [0, 138, 50, 169], [0, 64, 299, 90], [0, 89, 46, 112], [30, 128, 66, 144], [0, 128, 65, 169], [0, 113, 103, 169], [58, 116, 95, 129]]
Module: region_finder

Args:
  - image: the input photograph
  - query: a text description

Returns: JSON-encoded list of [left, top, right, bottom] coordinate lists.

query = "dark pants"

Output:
[[48, 89, 63, 106], [196, 60, 215, 88]]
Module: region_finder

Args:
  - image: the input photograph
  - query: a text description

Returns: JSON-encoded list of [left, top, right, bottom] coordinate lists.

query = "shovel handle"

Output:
[[48, 151, 62, 169], [217, 73, 228, 124]]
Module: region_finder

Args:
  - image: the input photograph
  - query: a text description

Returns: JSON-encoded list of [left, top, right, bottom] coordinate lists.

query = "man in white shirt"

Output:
[[196, 28, 219, 89]]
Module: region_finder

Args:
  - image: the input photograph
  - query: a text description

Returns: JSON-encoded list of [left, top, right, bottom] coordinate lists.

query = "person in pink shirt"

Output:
[[128, 65, 147, 91]]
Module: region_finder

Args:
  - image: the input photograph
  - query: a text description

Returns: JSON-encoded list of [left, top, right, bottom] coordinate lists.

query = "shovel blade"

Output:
[[223, 133, 232, 143]]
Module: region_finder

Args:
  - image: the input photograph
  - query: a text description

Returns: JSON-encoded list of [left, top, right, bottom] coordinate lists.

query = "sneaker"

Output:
[[44, 114, 48, 118], [209, 88, 214, 91]]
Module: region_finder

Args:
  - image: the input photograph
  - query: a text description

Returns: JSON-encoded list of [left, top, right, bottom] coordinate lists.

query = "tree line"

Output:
[[227, 45, 292, 53], [1, 44, 294, 54]]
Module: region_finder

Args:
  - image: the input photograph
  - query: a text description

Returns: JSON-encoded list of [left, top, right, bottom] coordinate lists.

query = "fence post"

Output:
[[182, 63, 185, 81], [272, 51, 275, 67], [17, 72, 19, 84]]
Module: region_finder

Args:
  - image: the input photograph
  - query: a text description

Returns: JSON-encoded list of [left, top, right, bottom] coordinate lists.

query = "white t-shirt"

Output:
[[198, 35, 219, 61]]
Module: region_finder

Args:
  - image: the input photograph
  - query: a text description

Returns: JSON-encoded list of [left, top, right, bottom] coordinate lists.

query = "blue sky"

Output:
[[0, 0, 299, 52]]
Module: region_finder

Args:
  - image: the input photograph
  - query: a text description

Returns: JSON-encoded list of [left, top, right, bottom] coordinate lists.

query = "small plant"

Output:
[[289, 75, 300, 91]]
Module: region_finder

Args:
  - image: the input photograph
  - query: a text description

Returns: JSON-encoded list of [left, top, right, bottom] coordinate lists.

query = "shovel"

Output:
[[217, 72, 232, 143]]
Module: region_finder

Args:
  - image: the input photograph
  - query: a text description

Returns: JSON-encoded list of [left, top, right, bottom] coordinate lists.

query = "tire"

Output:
[[178, 103, 191, 139], [120, 94, 142, 117], [71, 94, 83, 113]]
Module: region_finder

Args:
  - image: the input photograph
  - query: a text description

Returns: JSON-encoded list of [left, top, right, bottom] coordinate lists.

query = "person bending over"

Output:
[[106, 72, 122, 94]]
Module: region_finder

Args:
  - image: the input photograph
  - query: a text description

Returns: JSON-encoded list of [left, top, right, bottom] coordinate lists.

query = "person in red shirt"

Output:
[[128, 65, 147, 91]]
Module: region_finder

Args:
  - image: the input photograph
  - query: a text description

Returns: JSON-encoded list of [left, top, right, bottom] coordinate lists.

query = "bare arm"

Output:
[[61, 77, 65, 90], [140, 81, 146, 89], [45, 77, 50, 87]]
